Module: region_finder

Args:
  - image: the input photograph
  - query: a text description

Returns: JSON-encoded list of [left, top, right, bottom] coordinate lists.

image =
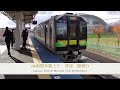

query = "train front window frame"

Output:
[[69, 21, 77, 38], [79, 21, 87, 39], [56, 22, 67, 37]]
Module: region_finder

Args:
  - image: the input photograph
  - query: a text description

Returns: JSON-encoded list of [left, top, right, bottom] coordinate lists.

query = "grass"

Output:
[[87, 34, 120, 58], [88, 34, 117, 38], [87, 38, 119, 46]]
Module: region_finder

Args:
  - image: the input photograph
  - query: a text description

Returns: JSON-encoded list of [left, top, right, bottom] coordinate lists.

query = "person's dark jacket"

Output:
[[22, 30, 28, 40], [3, 30, 12, 42]]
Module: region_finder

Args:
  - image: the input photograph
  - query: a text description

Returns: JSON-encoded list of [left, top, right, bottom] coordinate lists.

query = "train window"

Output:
[[79, 22, 87, 33], [57, 22, 67, 36], [50, 25, 52, 37], [69, 23, 77, 38], [79, 21, 87, 39]]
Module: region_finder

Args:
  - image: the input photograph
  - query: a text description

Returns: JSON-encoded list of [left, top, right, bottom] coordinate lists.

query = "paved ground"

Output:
[[0, 46, 34, 63], [0, 39, 38, 79]]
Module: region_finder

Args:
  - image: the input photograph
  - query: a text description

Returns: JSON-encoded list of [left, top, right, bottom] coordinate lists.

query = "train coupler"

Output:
[[61, 50, 82, 63]]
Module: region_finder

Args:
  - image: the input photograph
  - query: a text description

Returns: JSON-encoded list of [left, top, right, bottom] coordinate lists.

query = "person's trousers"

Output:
[[23, 40, 27, 48], [5, 41, 10, 54], [11, 39, 15, 47]]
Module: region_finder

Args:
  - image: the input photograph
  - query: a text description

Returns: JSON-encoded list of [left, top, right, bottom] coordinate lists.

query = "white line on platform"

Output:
[[0, 45, 6, 79], [0, 45, 7, 55]]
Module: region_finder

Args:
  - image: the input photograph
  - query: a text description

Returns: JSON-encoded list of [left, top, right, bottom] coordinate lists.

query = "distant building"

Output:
[[76, 13, 108, 34]]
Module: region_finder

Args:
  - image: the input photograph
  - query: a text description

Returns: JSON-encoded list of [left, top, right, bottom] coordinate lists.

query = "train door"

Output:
[[45, 25, 47, 46], [49, 25, 52, 48], [68, 20, 79, 50]]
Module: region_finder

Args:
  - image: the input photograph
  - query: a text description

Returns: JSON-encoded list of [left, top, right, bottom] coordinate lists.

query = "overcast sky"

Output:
[[0, 11, 120, 29]]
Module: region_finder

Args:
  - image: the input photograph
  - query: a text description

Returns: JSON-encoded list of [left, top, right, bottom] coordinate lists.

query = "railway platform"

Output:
[[0, 35, 84, 79], [0, 33, 120, 79]]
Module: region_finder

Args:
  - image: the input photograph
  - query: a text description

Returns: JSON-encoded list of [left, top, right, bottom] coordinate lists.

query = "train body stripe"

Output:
[[55, 40, 87, 47], [79, 40, 87, 46], [69, 40, 77, 45]]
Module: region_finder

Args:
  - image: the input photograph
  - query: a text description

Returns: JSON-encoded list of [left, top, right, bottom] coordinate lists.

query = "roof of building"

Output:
[[76, 13, 108, 26]]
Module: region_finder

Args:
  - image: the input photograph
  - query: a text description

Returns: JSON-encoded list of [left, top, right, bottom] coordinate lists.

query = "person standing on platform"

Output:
[[3, 27, 12, 56], [21, 28, 28, 49]]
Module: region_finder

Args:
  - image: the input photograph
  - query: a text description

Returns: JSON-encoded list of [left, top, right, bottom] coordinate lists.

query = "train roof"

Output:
[[55, 13, 80, 20], [34, 13, 85, 28], [40, 13, 84, 23]]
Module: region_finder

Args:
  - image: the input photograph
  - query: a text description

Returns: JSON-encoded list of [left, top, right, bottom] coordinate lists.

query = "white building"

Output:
[[76, 13, 108, 34]]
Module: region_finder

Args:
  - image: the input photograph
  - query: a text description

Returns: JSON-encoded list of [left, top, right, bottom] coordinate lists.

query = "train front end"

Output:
[[55, 14, 87, 55]]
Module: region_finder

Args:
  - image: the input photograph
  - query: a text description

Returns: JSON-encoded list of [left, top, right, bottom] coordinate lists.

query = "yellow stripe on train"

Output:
[[69, 40, 77, 45], [57, 40, 77, 45], [57, 40, 68, 45], [79, 40, 87, 46], [57, 40, 87, 46]]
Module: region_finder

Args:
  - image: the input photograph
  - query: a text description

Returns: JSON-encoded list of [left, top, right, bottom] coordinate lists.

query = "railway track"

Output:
[[81, 75, 119, 79], [59, 55, 119, 79], [81, 75, 104, 79]]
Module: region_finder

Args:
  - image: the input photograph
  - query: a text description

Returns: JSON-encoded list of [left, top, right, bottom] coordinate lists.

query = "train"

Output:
[[33, 13, 87, 61]]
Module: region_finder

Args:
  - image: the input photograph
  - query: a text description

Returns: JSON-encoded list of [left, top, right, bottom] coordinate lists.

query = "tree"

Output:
[[92, 25, 104, 43], [111, 23, 120, 46]]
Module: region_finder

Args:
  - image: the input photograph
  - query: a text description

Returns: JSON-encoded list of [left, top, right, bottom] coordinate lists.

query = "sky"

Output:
[[0, 11, 120, 29]]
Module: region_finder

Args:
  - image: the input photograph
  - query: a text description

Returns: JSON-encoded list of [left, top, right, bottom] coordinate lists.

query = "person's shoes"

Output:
[[8, 52, 11, 57], [9, 54, 12, 57]]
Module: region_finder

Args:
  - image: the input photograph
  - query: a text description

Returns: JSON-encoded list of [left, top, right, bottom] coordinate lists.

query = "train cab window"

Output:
[[56, 22, 67, 37], [80, 22, 86, 31], [69, 23, 77, 38], [79, 21, 87, 39]]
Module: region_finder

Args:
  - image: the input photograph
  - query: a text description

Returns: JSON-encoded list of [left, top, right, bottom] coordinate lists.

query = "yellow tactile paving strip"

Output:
[[28, 38, 51, 79]]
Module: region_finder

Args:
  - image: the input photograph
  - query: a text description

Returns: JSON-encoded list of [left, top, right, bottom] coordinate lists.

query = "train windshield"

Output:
[[57, 21, 67, 36], [69, 22, 77, 38], [79, 20, 87, 39]]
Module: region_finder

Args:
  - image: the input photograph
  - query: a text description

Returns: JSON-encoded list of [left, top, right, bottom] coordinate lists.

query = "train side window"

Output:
[[50, 25, 52, 37]]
